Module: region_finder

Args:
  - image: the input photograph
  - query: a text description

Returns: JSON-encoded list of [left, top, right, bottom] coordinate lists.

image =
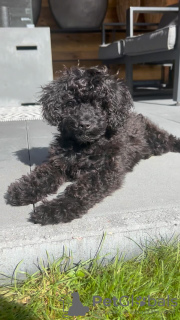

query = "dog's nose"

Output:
[[79, 122, 91, 130]]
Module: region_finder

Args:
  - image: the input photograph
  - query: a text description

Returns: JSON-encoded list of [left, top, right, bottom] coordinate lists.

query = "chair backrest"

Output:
[[158, 3, 178, 29]]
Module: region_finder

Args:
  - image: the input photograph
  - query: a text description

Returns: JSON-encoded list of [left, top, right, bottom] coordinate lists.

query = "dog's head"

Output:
[[40, 66, 133, 144]]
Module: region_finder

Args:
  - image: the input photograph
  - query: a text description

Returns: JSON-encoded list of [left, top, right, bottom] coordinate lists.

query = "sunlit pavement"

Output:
[[0, 99, 179, 283]]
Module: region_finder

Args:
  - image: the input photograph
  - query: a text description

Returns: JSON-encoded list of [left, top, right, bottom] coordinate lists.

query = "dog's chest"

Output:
[[74, 151, 105, 169], [65, 148, 110, 178]]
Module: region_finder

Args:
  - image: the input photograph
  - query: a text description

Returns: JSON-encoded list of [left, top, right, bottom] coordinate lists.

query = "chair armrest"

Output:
[[127, 6, 179, 37]]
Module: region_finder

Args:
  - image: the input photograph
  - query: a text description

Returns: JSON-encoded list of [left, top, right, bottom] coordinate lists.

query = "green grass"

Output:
[[1, 236, 180, 320]]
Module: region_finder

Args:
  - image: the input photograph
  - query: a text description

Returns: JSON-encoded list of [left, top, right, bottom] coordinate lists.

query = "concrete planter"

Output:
[[48, 0, 108, 29], [32, 0, 42, 25]]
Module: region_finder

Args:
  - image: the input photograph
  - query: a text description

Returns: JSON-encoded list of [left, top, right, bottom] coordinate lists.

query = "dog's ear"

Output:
[[39, 79, 66, 126], [39, 67, 86, 126], [105, 79, 133, 133]]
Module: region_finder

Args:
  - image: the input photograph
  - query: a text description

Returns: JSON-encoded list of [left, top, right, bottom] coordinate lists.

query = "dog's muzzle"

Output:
[[61, 117, 105, 143]]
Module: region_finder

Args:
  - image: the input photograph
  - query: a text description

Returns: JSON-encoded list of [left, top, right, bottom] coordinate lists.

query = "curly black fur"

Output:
[[6, 66, 180, 225]]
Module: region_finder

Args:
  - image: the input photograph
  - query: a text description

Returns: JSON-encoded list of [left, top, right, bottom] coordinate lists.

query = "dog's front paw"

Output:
[[29, 198, 80, 225], [29, 202, 61, 225], [5, 181, 27, 206], [5, 177, 38, 206]]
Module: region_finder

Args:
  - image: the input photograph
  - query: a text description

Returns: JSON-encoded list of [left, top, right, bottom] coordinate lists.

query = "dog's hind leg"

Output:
[[5, 162, 66, 206], [141, 115, 180, 156], [29, 163, 125, 225]]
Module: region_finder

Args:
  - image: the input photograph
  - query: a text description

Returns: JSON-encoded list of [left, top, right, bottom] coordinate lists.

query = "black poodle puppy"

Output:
[[6, 66, 180, 225]]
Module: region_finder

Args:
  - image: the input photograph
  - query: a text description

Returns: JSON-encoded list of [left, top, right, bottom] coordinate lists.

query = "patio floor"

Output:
[[0, 99, 180, 283]]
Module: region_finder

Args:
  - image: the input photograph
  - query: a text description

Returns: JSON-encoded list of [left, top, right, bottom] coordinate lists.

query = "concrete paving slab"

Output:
[[0, 100, 180, 284], [26, 120, 57, 139], [26, 120, 57, 167], [0, 121, 33, 228], [135, 99, 180, 136]]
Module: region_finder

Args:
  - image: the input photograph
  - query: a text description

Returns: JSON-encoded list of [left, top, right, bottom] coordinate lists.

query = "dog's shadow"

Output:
[[14, 148, 49, 166]]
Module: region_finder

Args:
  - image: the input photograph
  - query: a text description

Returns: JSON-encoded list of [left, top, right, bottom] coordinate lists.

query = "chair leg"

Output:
[[173, 56, 180, 105], [125, 59, 133, 95]]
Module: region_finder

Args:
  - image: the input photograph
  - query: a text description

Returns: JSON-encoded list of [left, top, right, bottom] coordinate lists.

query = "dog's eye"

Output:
[[66, 101, 75, 107]]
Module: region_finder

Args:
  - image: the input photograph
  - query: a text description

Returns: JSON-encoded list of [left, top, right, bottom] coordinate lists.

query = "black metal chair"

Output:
[[98, 1, 180, 104]]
